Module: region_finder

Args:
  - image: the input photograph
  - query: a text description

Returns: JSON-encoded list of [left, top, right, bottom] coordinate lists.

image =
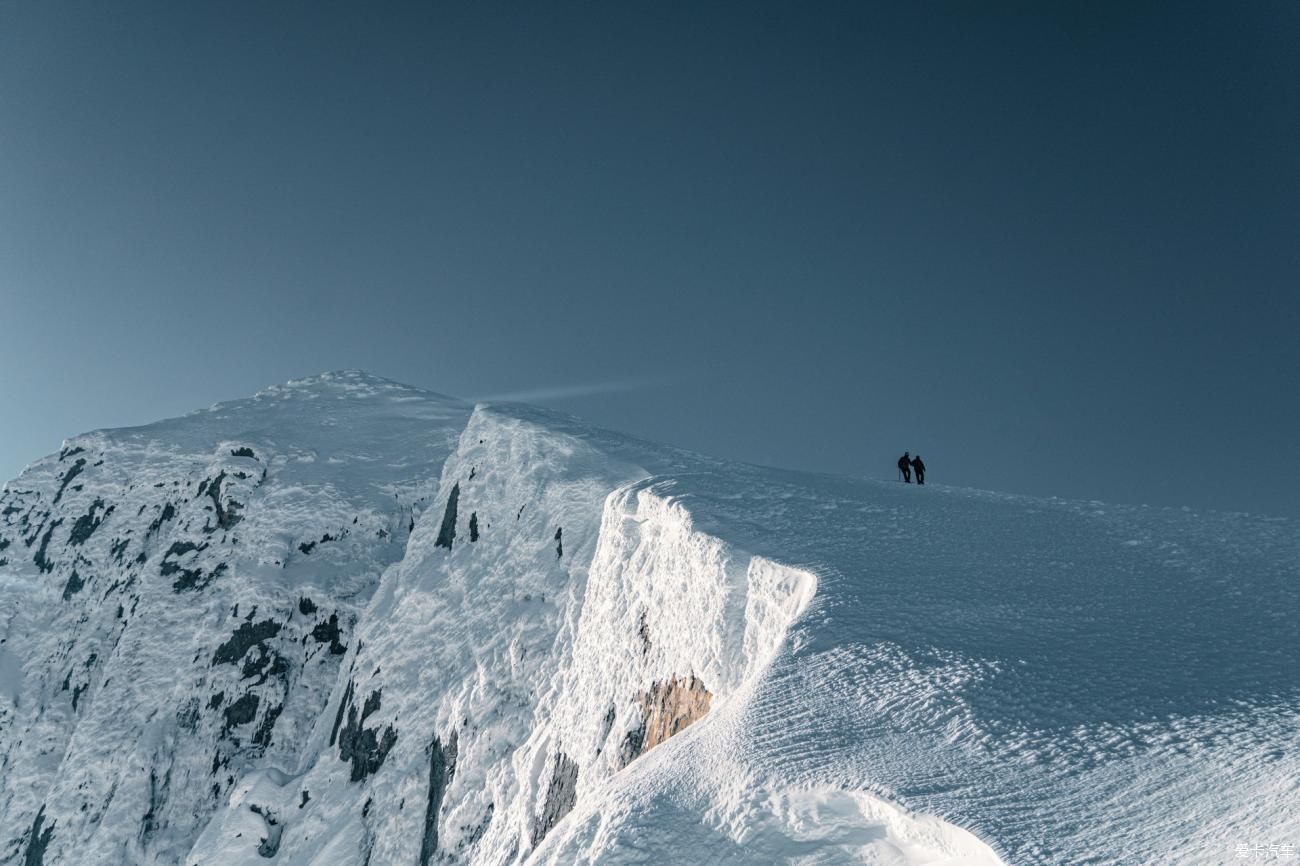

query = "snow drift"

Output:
[[1, 372, 1294, 865]]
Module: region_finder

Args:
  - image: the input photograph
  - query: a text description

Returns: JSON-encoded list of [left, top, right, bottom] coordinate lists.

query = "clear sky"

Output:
[[1, 2, 1297, 516]]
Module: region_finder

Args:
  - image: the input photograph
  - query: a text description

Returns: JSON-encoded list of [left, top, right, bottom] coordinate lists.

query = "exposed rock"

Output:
[[418, 731, 458, 865], [459, 802, 494, 853], [310, 612, 347, 654], [200, 471, 242, 531], [68, 499, 112, 546], [360, 688, 381, 721], [250, 804, 281, 857], [213, 619, 282, 666], [162, 541, 207, 563], [32, 519, 62, 573], [61, 569, 85, 601], [617, 721, 646, 768], [252, 702, 283, 747], [146, 502, 176, 535], [177, 698, 200, 730], [223, 693, 260, 733], [172, 561, 226, 593], [52, 458, 86, 506], [637, 610, 652, 656], [596, 704, 615, 756], [341, 719, 397, 783], [338, 690, 398, 782], [329, 679, 354, 747], [298, 532, 337, 555], [141, 765, 172, 844], [161, 540, 225, 592], [530, 752, 579, 847], [619, 675, 712, 767], [241, 647, 289, 686], [435, 484, 459, 550]]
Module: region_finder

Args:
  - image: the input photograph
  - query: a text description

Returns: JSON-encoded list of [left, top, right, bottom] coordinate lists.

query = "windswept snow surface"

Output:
[[1, 372, 1295, 866]]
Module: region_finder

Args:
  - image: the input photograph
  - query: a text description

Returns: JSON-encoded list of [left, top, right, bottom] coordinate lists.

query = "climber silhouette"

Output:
[[911, 454, 926, 485], [897, 452, 912, 483]]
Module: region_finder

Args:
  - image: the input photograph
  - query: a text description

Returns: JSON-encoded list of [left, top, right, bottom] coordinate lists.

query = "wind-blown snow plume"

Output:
[[470, 376, 668, 404]]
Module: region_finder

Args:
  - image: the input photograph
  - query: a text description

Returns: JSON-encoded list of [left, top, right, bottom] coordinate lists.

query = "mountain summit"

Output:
[[1, 374, 1294, 865]]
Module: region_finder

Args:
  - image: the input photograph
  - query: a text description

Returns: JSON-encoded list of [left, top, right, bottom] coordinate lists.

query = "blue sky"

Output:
[[1, 1, 1297, 516]]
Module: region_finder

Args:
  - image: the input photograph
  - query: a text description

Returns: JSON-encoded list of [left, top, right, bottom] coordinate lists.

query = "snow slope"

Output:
[[1, 372, 1295, 865]]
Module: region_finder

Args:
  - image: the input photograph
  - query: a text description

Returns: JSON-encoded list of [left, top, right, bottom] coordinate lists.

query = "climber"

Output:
[[911, 454, 926, 485], [897, 452, 912, 483]]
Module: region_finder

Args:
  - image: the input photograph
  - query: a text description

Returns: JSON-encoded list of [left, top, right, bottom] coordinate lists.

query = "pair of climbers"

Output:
[[897, 452, 926, 485]]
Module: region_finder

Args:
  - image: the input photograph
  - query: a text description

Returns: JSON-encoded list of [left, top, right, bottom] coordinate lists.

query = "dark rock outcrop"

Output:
[[52, 458, 86, 506], [223, 693, 260, 733], [329, 680, 354, 747], [213, 620, 282, 666], [61, 570, 85, 601], [435, 484, 459, 550], [637, 611, 652, 656], [32, 519, 62, 573], [199, 471, 242, 531], [418, 731, 459, 865], [21, 807, 55, 866], [68, 499, 112, 546], [252, 702, 283, 747], [337, 690, 398, 782], [530, 752, 579, 847], [250, 804, 281, 857], [310, 613, 346, 655]]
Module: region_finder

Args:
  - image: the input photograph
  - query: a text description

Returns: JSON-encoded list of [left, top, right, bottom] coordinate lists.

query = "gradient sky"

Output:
[[2, 1, 1297, 516]]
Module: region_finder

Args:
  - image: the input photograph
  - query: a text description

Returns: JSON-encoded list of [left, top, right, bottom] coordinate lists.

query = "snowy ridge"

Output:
[[2, 373, 1295, 865], [187, 404, 986, 865]]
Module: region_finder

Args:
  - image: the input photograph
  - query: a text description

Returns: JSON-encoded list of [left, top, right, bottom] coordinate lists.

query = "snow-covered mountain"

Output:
[[1, 371, 1295, 866]]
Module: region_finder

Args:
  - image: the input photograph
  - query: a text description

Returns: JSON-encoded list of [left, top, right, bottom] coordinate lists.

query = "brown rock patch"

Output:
[[619, 674, 712, 767]]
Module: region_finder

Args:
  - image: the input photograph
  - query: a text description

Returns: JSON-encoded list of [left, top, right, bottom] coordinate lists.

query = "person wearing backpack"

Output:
[[911, 454, 926, 485]]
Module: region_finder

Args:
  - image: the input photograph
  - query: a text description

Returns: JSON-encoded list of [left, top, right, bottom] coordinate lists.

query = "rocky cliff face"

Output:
[[0, 373, 469, 865], [0, 374, 820, 866]]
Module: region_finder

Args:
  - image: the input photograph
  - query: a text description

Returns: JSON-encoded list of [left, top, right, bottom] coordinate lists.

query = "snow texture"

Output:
[[0, 371, 1295, 865]]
